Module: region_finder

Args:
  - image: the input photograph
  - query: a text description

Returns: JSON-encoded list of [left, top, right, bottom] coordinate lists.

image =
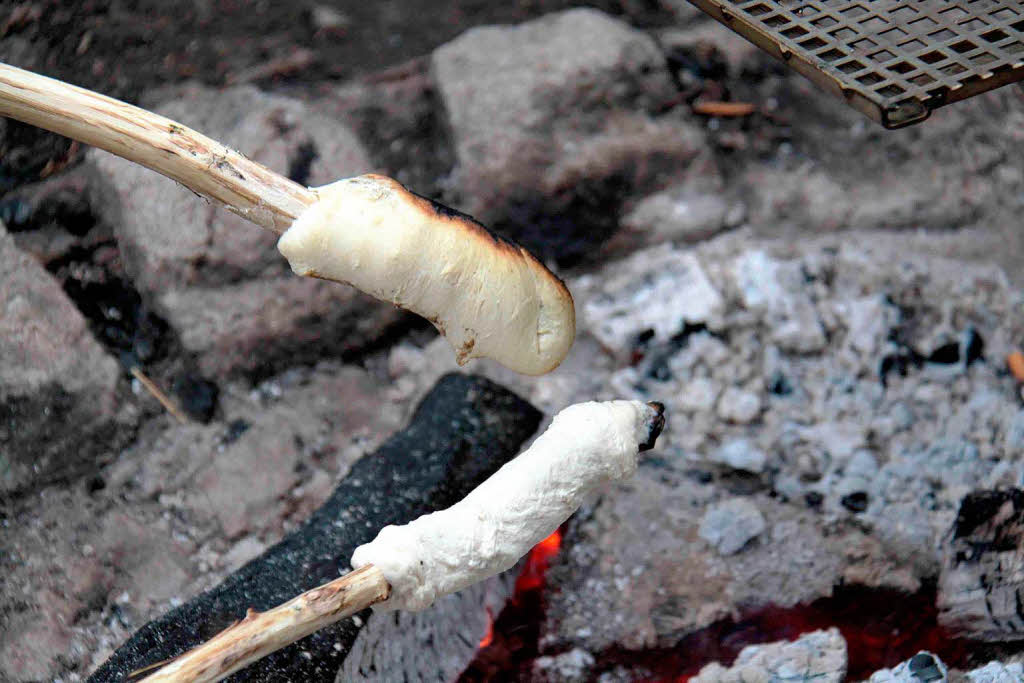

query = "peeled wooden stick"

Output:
[[140, 400, 666, 681], [138, 566, 390, 682], [0, 63, 575, 375]]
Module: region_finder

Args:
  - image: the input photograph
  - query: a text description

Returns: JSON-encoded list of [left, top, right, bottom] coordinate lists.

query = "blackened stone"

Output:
[[89, 373, 541, 682]]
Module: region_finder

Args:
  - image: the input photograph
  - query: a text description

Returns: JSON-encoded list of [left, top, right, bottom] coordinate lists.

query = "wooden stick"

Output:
[[129, 366, 188, 424], [139, 565, 390, 682], [0, 62, 313, 233]]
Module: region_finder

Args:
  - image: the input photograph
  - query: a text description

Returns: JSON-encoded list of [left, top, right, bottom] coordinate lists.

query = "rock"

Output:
[[94, 84, 370, 293], [158, 278, 405, 378], [966, 661, 1024, 682], [621, 189, 743, 246], [711, 438, 766, 474], [938, 489, 1024, 641], [432, 8, 704, 263], [0, 223, 124, 493], [577, 247, 724, 355], [868, 651, 948, 682], [699, 498, 766, 555], [91, 373, 542, 681], [716, 387, 761, 424], [693, 629, 847, 683], [91, 85, 400, 377]]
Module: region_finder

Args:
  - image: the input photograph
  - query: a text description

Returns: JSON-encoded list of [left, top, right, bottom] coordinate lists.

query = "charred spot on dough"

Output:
[[639, 402, 666, 452], [407, 189, 521, 254]]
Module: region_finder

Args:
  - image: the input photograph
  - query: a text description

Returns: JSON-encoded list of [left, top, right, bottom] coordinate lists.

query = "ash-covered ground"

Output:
[[2, 2, 1024, 681]]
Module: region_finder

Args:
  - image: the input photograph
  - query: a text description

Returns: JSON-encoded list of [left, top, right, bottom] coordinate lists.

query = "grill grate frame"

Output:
[[686, 0, 1024, 128]]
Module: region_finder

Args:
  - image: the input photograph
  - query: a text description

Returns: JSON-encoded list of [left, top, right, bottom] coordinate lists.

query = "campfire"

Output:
[[3, 3, 1024, 682]]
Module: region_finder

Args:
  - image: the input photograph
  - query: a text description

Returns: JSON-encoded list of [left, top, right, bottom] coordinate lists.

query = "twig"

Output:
[[692, 100, 757, 117], [0, 63, 313, 233], [1007, 350, 1024, 382], [139, 565, 390, 682], [129, 366, 188, 424]]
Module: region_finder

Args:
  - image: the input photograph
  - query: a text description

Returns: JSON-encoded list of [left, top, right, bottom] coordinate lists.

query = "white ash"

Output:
[[693, 628, 847, 683], [966, 661, 1024, 682], [710, 438, 766, 474], [351, 400, 660, 611], [699, 498, 766, 556], [381, 229, 1024, 659], [532, 648, 596, 681], [576, 248, 725, 356]]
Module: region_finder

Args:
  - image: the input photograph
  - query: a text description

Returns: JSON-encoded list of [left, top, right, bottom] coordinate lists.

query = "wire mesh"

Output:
[[686, 0, 1024, 127]]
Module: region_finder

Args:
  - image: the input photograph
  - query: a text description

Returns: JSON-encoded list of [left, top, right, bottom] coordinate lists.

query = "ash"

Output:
[[389, 228, 1024, 677]]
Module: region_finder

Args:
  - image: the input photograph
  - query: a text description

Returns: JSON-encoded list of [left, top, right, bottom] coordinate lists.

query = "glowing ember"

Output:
[[514, 529, 563, 595], [478, 607, 494, 649], [460, 528, 564, 681]]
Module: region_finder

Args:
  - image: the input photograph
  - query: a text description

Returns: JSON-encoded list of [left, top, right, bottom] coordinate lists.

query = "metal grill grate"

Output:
[[685, 0, 1024, 128]]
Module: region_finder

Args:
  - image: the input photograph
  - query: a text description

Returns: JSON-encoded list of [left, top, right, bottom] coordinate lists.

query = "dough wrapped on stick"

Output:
[[140, 400, 665, 682], [0, 63, 575, 375], [278, 175, 574, 375]]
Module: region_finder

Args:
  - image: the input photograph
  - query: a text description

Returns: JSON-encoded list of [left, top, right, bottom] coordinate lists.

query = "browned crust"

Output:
[[363, 174, 574, 308]]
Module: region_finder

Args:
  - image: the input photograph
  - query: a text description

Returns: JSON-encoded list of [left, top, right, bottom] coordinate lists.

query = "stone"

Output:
[[91, 373, 542, 681], [699, 498, 766, 555], [431, 8, 704, 263], [621, 189, 742, 246], [577, 247, 724, 355], [93, 84, 371, 293], [0, 223, 123, 493], [693, 629, 847, 683], [711, 438, 766, 474], [157, 277, 404, 379], [868, 651, 948, 682], [90, 85, 400, 378]]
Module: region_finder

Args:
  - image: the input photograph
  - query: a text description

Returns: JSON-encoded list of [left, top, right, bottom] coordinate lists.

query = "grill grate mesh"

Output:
[[686, 0, 1024, 127]]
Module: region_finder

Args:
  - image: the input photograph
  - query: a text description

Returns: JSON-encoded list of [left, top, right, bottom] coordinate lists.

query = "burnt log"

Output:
[[938, 488, 1024, 641], [90, 373, 541, 681], [340, 568, 518, 682]]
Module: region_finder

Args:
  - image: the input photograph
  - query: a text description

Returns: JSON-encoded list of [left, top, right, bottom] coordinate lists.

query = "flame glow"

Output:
[[478, 607, 494, 648], [513, 529, 563, 596]]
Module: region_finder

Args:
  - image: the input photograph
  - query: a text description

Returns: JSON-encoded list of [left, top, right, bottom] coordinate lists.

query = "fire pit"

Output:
[[3, 4, 1024, 682]]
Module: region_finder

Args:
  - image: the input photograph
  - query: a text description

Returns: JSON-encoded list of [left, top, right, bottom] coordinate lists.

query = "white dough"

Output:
[[277, 175, 575, 376], [351, 400, 660, 611]]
